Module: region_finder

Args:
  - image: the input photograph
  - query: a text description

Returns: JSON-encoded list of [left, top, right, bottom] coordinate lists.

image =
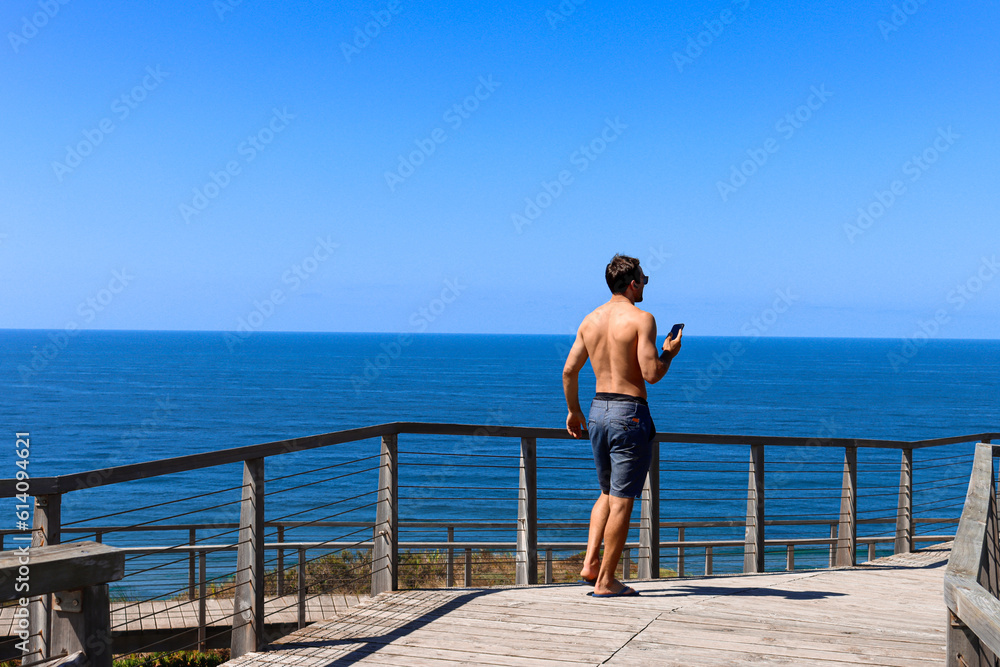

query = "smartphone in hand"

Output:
[[668, 323, 684, 339]]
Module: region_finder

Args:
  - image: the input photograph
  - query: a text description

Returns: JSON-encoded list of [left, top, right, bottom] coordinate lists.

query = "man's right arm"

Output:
[[637, 312, 680, 384], [562, 326, 589, 438]]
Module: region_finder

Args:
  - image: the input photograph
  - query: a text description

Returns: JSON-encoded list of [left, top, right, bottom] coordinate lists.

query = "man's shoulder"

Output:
[[629, 307, 655, 325], [582, 302, 611, 323], [629, 309, 656, 338], [583, 302, 652, 324]]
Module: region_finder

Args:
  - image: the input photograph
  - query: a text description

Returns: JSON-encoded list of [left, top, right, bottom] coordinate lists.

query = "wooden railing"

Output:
[[1, 423, 995, 660], [0, 541, 124, 667], [945, 441, 1000, 666]]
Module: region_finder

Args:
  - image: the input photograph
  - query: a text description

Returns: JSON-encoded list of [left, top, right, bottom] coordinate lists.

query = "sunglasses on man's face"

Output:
[[634, 275, 648, 285]]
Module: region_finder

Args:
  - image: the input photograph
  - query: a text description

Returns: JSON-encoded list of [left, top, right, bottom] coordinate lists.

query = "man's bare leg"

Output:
[[594, 495, 634, 595], [580, 494, 609, 581]]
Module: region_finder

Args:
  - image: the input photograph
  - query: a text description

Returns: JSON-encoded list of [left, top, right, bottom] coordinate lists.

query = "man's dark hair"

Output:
[[606, 254, 642, 294]]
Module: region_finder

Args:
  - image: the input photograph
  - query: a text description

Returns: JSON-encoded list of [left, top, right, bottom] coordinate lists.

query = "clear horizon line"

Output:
[[1, 327, 999, 342]]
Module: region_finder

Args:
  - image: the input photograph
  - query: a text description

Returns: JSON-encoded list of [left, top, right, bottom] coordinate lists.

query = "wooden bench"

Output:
[[0, 541, 124, 667]]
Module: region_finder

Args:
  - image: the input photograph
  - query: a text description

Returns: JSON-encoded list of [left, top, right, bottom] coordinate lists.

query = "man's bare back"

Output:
[[563, 264, 681, 438], [578, 300, 658, 399]]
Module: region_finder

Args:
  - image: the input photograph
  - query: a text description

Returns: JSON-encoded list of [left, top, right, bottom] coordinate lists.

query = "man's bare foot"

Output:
[[593, 578, 633, 596], [579, 560, 600, 583]]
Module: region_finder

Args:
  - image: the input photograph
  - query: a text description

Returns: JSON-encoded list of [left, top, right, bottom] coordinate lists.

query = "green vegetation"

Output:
[[112, 650, 229, 667], [264, 548, 617, 592], [263, 548, 372, 595], [0, 652, 229, 667]]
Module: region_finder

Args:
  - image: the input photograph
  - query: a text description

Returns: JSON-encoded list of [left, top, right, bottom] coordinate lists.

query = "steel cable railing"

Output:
[[24, 449, 382, 664], [0, 424, 993, 665], [847, 448, 973, 561]]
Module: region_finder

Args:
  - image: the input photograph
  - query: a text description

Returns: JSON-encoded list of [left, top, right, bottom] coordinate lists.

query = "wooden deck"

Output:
[[224, 543, 951, 666]]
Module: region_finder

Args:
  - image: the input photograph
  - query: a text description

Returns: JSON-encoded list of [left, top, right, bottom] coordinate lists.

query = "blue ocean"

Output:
[[2, 330, 998, 592]]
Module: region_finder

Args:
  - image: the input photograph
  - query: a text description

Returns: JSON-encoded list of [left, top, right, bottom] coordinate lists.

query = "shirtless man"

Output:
[[562, 254, 682, 597]]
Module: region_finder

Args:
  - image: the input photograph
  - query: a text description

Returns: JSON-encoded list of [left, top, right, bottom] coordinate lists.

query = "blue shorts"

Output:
[[588, 394, 656, 499]]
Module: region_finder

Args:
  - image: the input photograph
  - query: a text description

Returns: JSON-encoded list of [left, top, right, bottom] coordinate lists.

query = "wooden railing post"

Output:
[[371, 433, 398, 595], [30, 493, 61, 544], [29, 493, 62, 664], [516, 437, 538, 585], [231, 457, 265, 658], [829, 524, 836, 567], [297, 548, 306, 629], [276, 525, 285, 597], [5, 541, 121, 667], [677, 526, 685, 577], [188, 528, 197, 600], [895, 448, 914, 554], [981, 448, 1000, 599], [946, 443, 998, 665], [836, 446, 858, 566], [947, 610, 981, 666], [198, 551, 207, 652], [639, 440, 660, 579], [743, 445, 765, 573], [446, 526, 455, 587]]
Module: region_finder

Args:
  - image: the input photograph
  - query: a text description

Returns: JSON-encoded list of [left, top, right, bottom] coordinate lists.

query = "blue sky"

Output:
[[2, 0, 997, 338]]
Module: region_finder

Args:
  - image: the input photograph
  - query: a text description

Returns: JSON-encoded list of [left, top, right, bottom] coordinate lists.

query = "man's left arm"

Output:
[[562, 327, 589, 438]]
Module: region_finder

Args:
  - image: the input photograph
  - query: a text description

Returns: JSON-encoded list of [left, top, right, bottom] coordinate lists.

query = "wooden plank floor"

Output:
[[224, 543, 951, 666], [0, 594, 363, 635]]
